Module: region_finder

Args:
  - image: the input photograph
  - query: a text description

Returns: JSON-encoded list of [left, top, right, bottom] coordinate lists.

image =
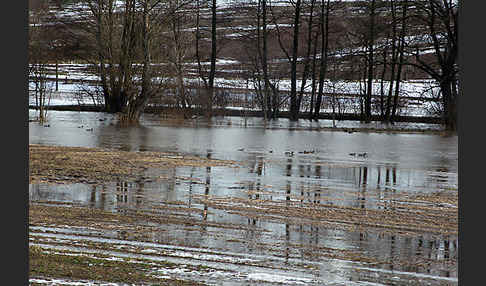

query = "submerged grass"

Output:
[[29, 144, 239, 185], [192, 192, 458, 237], [28, 143, 457, 284], [29, 246, 200, 285]]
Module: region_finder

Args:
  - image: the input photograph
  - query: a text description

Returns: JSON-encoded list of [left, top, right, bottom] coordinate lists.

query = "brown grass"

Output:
[[29, 144, 239, 185]]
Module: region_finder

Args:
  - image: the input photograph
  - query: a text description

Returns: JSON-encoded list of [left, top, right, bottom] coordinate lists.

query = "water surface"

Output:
[[29, 110, 458, 285]]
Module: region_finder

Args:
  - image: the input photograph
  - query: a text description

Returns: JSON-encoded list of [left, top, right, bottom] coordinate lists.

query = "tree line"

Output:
[[29, 0, 458, 130]]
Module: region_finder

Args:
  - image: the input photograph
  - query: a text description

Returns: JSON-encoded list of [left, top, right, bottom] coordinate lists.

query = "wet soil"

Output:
[[29, 109, 458, 285], [29, 144, 457, 285], [30, 245, 201, 286], [29, 144, 240, 185]]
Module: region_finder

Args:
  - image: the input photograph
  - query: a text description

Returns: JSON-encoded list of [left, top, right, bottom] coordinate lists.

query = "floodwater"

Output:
[[29, 110, 458, 285]]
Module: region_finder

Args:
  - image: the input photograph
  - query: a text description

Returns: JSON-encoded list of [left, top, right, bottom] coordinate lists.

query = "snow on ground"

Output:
[[247, 272, 314, 284], [29, 62, 440, 118], [29, 278, 121, 286], [29, 62, 439, 100]]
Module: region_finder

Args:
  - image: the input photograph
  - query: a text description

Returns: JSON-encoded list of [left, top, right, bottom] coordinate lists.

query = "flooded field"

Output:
[[29, 110, 458, 285]]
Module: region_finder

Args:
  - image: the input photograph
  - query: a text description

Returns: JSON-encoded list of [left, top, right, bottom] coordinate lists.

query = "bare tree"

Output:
[[289, 0, 302, 121], [363, 0, 377, 123], [207, 0, 218, 118], [313, 0, 331, 120], [390, 0, 409, 121], [166, 0, 193, 116], [297, 0, 317, 118], [407, 0, 458, 130], [383, 0, 399, 122], [29, 3, 54, 123], [194, 0, 218, 118], [83, 0, 184, 123]]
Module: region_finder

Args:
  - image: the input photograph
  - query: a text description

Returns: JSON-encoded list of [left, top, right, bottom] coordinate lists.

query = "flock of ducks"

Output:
[[349, 152, 368, 157], [76, 125, 93, 131], [284, 150, 316, 156], [42, 120, 368, 158], [238, 148, 367, 158]]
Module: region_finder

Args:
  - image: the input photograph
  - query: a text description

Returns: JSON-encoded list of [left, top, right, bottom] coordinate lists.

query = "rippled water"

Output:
[[29, 110, 458, 285]]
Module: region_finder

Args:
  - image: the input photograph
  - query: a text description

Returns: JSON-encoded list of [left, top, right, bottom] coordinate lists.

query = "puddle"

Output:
[[29, 110, 457, 285]]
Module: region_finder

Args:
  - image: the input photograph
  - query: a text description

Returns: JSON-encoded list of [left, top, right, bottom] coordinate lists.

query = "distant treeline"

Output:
[[29, 0, 458, 130]]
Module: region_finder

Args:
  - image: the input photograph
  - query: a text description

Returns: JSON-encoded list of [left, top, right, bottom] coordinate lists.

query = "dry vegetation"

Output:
[[29, 144, 240, 185], [29, 143, 457, 284], [193, 190, 457, 237]]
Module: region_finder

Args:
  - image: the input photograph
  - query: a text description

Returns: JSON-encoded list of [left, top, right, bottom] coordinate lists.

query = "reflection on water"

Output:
[[29, 110, 458, 284]]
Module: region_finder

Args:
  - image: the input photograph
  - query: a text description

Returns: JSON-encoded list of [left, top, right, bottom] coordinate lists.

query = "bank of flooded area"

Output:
[[29, 110, 457, 285]]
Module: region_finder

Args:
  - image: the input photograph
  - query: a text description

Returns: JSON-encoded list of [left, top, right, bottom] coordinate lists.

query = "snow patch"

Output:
[[247, 272, 313, 284], [29, 278, 119, 286]]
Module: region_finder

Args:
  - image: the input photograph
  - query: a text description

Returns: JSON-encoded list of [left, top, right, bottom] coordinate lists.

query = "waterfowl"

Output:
[[284, 151, 294, 157]]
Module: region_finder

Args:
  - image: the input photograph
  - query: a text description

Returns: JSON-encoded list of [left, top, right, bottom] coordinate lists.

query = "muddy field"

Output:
[[29, 141, 457, 285], [28, 109, 458, 285], [29, 144, 240, 185]]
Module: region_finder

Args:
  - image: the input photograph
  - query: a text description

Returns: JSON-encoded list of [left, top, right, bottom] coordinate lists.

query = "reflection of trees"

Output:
[[96, 124, 150, 152], [358, 166, 368, 209], [187, 166, 196, 208], [247, 156, 266, 225], [284, 223, 290, 264], [29, 184, 48, 201], [354, 232, 457, 276], [116, 181, 129, 214], [314, 165, 321, 204], [100, 184, 107, 211], [202, 151, 212, 222], [286, 158, 292, 202], [377, 165, 397, 211], [89, 184, 97, 208]]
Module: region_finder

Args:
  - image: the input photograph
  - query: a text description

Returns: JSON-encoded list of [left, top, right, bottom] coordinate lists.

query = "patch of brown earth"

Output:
[[29, 144, 240, 185]]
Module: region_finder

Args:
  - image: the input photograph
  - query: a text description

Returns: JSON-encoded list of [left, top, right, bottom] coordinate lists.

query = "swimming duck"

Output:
[[284, 151, 294, 157]]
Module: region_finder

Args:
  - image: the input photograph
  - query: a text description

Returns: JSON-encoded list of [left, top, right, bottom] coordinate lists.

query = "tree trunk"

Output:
[[440, 78, 457, 130], [309, 26, 319, 120], [297, 0, 316, 115], [407, 0, 457, 131], [257, 0, 267, 122], [207, 0, 217, 118], [313, 0, 330, 121], [124, 0, 152, 123], [365, 0, 376, 123], [379, 45, 387, 117], [289, 0, 301, 121], [391, 0, 408, 121], [384, 0, 398, 122]]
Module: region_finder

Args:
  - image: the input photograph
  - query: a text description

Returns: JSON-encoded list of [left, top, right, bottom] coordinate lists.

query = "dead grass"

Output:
[[193, 192, 458, 236], [29, 245, 201, 285], [29, 144, 239, 185]]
